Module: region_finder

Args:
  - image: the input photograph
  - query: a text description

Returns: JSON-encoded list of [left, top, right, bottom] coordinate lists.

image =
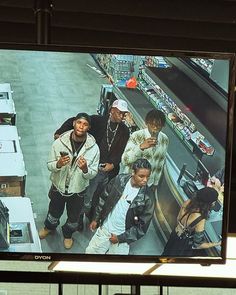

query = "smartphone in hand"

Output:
[[60, 151, 69, 157]]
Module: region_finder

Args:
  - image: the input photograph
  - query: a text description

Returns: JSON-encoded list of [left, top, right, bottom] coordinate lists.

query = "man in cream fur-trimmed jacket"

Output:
[[39, 113, 100, 250]]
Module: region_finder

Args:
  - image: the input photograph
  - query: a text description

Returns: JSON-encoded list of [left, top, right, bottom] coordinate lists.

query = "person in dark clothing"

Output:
[[54, 99, 130, 227], [86, 158, 154, 255], [162, 187, 221, 257], [54, 117, 76, 140]]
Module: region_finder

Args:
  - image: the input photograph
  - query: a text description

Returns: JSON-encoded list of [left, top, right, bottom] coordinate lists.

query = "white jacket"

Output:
[[47, 130, 100, 194]]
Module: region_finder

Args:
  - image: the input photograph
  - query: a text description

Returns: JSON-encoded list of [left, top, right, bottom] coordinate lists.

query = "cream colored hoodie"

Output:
[[47, 130, 100, 194]]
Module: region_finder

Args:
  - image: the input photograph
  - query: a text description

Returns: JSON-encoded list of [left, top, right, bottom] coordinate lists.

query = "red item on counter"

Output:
[[126, 76, 138, 89]]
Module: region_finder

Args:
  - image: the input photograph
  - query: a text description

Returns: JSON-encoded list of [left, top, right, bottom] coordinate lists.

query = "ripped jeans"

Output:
[[44, 185, 84, 238]]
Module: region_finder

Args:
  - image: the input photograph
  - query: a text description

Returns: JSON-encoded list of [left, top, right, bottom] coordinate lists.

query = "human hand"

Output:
[[207, 177, 223, 198], [56, 153, 70, 168], [140, 137, 157, 150], [208, 176, 221, 189], [77, 155, 88, 173], [101, 163, 114, 172], [109, 233, 119, 244], [89, 221, 97, 232]]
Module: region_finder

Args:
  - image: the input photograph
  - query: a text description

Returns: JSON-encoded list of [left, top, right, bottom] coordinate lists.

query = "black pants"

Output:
[[44, 186, 84, 238], [85, 170, 109, 221]]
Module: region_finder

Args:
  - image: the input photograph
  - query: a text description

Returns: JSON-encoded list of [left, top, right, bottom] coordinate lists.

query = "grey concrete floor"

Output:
[[0, 49, 163, 256]]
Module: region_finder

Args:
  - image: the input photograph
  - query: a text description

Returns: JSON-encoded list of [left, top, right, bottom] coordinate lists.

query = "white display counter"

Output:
[[0, 196, 42, 252], [0, 83, 16, 125], [0, 125, 26, 196]]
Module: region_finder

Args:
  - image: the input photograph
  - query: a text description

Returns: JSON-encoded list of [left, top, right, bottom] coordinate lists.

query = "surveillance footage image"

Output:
[[0, 48, 233, 264]]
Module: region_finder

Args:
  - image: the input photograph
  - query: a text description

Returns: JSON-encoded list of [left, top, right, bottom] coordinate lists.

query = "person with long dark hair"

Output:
[[162, 187, 221, 256]]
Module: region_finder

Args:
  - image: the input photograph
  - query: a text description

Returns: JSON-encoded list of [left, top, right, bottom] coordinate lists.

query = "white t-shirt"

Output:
[[103, 179, 139, 235]]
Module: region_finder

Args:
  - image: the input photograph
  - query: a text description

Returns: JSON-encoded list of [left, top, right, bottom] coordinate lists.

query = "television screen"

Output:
[[0, 45, 234, 265]]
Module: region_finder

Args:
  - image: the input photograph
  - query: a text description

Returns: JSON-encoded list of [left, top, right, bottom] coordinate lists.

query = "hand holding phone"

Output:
[[60, 151, 69, 157], [140, 137, 157, 150], [56, 151, 70, 168]]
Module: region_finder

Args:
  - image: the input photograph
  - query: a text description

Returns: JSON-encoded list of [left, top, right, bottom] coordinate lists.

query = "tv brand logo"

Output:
[[34, 255, 52, 260]]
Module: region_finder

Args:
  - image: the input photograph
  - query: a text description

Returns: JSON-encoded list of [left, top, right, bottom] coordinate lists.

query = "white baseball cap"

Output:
[[112, 99, 129, 112]]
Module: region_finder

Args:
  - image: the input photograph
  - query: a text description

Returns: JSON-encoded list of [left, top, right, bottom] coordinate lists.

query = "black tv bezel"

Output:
[[0, 42, 235, 265]]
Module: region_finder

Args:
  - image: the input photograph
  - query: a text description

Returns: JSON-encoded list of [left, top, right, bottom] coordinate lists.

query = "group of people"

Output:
[[39, 99, 168, 253], [38, 97, 222, 257]]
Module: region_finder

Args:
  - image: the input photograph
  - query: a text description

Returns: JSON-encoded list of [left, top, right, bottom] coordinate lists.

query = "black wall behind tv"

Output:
[[0, 0, 236, 232]]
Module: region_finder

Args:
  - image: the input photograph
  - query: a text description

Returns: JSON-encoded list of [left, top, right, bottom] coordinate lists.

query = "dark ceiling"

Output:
[[1, 0, 236, 52]]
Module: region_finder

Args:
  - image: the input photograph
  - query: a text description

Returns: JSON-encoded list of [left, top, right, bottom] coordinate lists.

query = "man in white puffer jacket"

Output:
[[39, 113, 100, 250]]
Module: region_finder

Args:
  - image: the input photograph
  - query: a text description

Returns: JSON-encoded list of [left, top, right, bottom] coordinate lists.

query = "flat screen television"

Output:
[[0, 44, 234, 266]]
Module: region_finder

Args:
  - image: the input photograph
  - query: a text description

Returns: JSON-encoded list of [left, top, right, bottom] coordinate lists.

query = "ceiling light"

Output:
[[49, 261, 156, 275]]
